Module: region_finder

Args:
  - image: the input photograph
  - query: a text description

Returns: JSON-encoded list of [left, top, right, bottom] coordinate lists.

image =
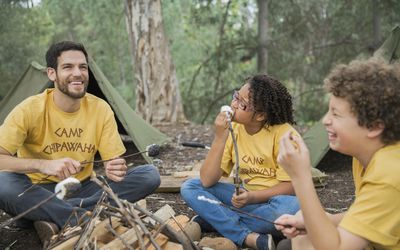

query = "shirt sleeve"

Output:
[[340, 182, 400, 247], [0, 104, 29, 155]]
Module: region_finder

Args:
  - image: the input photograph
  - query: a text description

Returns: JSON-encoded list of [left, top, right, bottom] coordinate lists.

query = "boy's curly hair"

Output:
[[245, 74, 295, 127], [324, 57, 400, 144]]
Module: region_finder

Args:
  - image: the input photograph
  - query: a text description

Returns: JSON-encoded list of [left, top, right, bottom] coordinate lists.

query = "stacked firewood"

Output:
[[46, 174, 201, 250]]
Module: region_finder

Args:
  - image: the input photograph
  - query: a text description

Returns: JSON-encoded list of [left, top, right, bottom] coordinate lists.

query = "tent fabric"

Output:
[[303, 121, 329, 168], [0, 62, 50, 123], [302, 25, 400, 169], [0, 60, 169, 163], [373, 25, 400, 63]]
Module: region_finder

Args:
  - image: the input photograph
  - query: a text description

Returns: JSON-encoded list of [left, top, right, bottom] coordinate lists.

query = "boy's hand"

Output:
[[274, 211, 307, 238], [231, 188, 251, 208], [105, 158, 127, 182], [42, 158, 81, 180], [277, 131, 311, 179]]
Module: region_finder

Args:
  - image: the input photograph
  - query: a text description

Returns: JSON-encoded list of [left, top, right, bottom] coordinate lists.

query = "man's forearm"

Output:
[[0, 154, 43, 173]]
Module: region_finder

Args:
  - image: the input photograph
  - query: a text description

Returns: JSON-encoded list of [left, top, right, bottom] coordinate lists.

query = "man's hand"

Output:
[[274, 211, 307, 238], [231, 188, 251, 208], [41, 158, 81, 180], [105, 158, 127, 182]]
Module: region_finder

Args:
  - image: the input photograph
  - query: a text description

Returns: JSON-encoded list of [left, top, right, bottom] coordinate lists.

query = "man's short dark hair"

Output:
[[45, 41, 88, 69]]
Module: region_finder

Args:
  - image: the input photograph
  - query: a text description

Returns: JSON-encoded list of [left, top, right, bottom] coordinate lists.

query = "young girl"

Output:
[[181, 74, 300, 250]]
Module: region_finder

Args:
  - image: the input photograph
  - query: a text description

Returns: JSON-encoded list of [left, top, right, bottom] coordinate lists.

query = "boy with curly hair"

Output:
[[275, 58, 400, 250], [181, 74, 300, 250]]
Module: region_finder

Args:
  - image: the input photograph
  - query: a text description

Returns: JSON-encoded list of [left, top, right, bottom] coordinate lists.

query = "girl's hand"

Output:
[[214, 111, 230, 140], [231, 188, 251, 208]]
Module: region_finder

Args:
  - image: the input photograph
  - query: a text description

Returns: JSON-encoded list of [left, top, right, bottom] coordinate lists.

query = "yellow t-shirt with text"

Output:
[[340, 142, 400, 250], [220, 122, 298, 191], [0, 89, 126, 183]]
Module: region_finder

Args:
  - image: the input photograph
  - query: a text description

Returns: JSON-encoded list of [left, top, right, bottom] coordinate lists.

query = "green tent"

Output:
[[302, 25, 400, 169], [0, 59, 169, 163], [373, 25, 400, 62]]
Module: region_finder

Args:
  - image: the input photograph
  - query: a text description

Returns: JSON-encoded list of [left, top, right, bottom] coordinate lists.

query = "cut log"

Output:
[[166, 215, 189, 232], [142, 233, 169, 250], [51, 217, 120, 250], [163, 241, 184, 250], [143, 204, 175, 225], [100, 226, 143, 250]]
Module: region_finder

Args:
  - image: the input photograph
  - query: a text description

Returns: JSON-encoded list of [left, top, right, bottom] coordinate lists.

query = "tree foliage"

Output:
[[1, 0, 400, 125]]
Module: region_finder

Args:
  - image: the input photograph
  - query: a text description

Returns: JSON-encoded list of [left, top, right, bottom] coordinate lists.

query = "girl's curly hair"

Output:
[[324, 57, 400, 144], [245, 74, 295, 127]]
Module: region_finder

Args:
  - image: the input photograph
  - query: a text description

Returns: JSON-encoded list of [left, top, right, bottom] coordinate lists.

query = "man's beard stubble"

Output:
[[55, 79, 88, 99]]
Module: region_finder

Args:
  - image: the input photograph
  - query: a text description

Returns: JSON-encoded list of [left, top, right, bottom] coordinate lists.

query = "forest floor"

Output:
[[0, 123, 354, 250]]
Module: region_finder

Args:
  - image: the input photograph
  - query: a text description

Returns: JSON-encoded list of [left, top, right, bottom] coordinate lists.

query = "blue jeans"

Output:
[[0, 165, 160, 228], [180, 178, 300, 246]]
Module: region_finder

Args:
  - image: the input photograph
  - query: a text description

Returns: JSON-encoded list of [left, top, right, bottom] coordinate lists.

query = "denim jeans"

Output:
[[180, 178, 300, 246], [0, 164, 160, 228]]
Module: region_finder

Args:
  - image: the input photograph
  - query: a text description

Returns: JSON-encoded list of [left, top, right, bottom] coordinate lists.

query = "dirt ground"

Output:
[[0, 123, 354, 249]]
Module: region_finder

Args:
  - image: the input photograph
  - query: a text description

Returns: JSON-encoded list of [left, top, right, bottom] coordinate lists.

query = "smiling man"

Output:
[[0, 41, 161, 246]]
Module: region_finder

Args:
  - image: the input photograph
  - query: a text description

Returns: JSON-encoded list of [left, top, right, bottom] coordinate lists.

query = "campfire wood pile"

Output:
[[43, 173, 201, 250]]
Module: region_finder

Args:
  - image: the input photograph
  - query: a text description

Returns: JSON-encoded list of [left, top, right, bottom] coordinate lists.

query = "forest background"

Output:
[[1, 0, 399, 127]]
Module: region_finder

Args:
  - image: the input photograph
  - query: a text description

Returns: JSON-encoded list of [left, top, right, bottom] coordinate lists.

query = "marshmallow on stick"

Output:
[[55, 177, 81, 199], [220, 105, 233, 120]]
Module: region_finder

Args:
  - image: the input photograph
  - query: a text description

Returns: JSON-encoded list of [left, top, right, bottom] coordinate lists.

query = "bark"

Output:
[[371, 0, 381, 51], [124, 0, 186, 124], [257, 0, 269, 73]]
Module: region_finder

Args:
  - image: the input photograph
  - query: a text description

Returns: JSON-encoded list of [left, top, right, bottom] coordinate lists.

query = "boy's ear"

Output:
[[47, 67, 56, 82], [367, 120, 385, 138]]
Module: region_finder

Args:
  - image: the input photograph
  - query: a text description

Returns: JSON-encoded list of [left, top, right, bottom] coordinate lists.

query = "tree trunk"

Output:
[[124, 0, 186, 124], [257, 0, 269, 73], [371, 0, 381, 51]]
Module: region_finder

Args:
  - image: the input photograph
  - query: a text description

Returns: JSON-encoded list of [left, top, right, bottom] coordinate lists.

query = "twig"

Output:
[[198, 196, 306, 232], [168, 211, 201, 250], [123, 201, 159, 250], [17, 175, 50, 197], [132, 204, 195, 250], [0, 191, 60, 229], [18, 147, 155, 197], [105, 223, 134, 250], [227, 117, 240, 195], [80, 149, 150, 165], [73, 192, 109, 249]]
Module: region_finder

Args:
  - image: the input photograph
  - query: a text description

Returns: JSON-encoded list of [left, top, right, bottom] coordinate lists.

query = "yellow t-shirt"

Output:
[[0, 89, 126, 183], [220, 122, 298, 191], [340, 143, 400, 250]]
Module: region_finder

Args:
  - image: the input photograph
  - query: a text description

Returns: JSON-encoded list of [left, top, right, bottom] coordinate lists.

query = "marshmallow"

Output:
[[220, 105, 233, 121], [55, 177, 81, 199]]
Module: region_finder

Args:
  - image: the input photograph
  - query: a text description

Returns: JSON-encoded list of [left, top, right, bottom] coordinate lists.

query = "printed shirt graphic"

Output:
[[220, 122, 299, 191], [340, 142, 400, 250], [0, 89, 125, 183]]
